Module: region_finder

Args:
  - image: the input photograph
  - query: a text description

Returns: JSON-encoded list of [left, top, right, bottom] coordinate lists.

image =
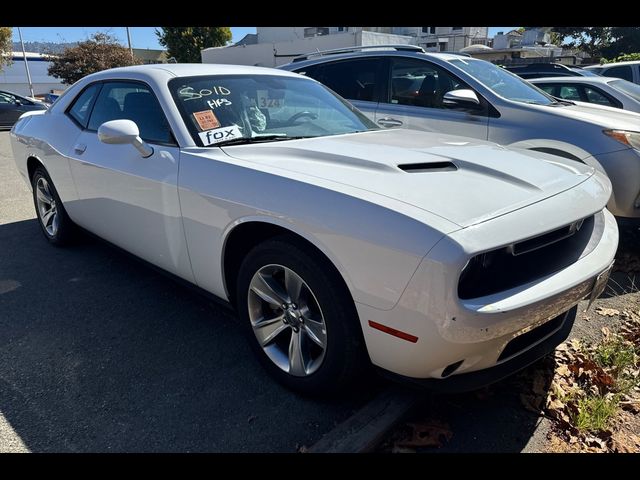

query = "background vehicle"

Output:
[[585, 61, 640, 84], [0, 89, 48, 129], [502, 63, 599, 79], [531, 76, 640, 113], [280, 46, 640, 218], [10, 64, 618, 395]]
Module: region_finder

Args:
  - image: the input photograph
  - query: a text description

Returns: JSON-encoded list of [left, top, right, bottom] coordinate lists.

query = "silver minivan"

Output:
[[280, 46, 640, 218]]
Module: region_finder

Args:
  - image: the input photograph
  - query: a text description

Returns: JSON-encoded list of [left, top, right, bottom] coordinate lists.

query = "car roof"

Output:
[[530, 76, 614, 84], [281, 50, 468, 70], [83, 63, 302, 81], [585, 61, 640, 69]]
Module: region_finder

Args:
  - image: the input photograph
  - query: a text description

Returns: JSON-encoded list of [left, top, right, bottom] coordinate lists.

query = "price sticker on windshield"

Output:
[[257, 90, 284, 109], [193, 110, 220, 131]]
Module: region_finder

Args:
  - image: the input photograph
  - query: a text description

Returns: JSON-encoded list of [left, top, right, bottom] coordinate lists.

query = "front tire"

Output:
[[236, 236, 368, 395], [32, 166, 76, 246]]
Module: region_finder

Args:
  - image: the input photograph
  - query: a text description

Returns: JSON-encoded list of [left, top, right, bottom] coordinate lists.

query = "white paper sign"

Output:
[[198, 125, 242, 145]]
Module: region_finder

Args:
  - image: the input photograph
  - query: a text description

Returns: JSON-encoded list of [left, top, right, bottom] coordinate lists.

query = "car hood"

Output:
[[221, 129, 596, 228], [540, 101, 640, 130]]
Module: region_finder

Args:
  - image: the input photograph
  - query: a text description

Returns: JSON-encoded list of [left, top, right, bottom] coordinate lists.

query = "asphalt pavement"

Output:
[[0, 131, 379, 452]]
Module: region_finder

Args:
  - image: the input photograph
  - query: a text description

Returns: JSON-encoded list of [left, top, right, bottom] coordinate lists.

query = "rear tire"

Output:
[[31, 166, 76, 246], [236, 235, 368, 396]]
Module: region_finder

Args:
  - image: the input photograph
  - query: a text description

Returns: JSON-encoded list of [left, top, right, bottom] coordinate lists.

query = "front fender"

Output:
[[507, 139, 607, 175]]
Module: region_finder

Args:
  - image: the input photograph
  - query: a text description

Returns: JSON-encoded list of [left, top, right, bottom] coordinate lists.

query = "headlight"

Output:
[[603, 129, 640, 150]]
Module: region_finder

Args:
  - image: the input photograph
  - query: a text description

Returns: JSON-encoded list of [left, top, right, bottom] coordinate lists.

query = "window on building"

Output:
[[425, 42, 437, 48], [603, 65, 634, 82], [451, 27, 463, 31], [304, 27, 330, 37], [87, 81, 173, 144], [337, 27, 348, 32], [422, 27, 436, 34]]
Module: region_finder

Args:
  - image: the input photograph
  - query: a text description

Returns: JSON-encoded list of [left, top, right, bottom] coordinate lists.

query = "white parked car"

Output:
[[530, 76, 640, 113], [585, 61, 640, 84], [10, 65, 618, 394]]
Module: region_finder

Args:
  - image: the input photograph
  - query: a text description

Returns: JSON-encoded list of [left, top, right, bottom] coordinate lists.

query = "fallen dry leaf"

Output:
[[595, 307, 620, 317], [556, 364, 571, 378], [398, 421, 453, 448]]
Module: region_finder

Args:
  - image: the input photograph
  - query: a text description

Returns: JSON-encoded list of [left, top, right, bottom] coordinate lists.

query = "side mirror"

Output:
[[15, 99, 22, 106], [442, 89, 480, 107], [97, 119, 154, 158]]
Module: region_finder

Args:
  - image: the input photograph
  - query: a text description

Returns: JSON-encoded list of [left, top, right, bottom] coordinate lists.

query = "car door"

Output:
[[293, 57, 383, 122], [375, 57, 489, 138], [66, 80, 194, 282], [602, 64, 635, 83], [0, 91, 25, 127]]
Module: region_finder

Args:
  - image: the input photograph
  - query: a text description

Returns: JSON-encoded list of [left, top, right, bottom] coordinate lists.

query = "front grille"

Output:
[[498, 312, 566, 361], [458, 214, 600, 299]]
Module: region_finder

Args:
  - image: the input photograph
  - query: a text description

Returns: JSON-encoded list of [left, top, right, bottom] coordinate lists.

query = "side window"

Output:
[[558, 85, 582, 101], [603, 65, 634, 82], [87, 81, 173, 145], [583, 86, 617, 107], [536, 84, 558, 96], [67, 83, 101, 128], [390, 58, 470, 109], [0, 92, 17, 104], [295, 63, 323, 80], [309, 58, 381, 102]]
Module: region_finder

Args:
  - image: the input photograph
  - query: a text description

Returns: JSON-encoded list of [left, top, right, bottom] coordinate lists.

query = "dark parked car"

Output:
[[0, 90, 48, 129], [501, 63, 599, 79]]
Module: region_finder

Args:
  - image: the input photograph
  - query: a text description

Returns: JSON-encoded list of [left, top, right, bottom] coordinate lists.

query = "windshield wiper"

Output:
[[215, 135, 313, 147]]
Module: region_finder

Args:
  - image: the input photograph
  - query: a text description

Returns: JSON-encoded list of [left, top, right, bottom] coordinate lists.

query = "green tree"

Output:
[[47, 32, 140, 85], [602, 27, 640, 59], [155, 27, 232, 63], [0, 27, 12, 71], [551, 27, 612, 57]]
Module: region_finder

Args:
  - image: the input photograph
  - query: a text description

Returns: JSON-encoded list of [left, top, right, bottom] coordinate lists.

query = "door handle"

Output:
[[74, 143, 87, 154], [377, 118, 403, 127]]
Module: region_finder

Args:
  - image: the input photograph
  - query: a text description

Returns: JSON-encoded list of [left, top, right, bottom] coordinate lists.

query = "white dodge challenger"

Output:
[[10, 64, 618, 394]]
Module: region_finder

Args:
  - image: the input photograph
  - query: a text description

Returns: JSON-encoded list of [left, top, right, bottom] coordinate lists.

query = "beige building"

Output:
[[133, 48, 168, 64], [392, 27, 489, 51], [202, 27, 414, 67]]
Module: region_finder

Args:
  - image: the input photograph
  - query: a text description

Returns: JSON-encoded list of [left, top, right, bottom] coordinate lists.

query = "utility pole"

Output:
[[17, 27, 34, 98], [126, 27, 134, 60]]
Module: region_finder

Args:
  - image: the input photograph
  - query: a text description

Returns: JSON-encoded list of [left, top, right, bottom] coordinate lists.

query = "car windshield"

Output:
[[169, 74, 377, 147], [572, 68, 600, 77], [609, 79, 640, 102], [448, 58, 556, 105]]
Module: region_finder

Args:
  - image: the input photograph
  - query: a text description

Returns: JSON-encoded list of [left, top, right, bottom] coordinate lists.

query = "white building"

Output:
[[392, 27, 489, 52], [202, 27, 415, 67], [0, 52, 65, 97]]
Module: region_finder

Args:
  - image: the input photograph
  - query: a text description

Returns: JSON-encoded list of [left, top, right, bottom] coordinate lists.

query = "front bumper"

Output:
[[356, 207, 619, 380], [381, 306, 576, 393]]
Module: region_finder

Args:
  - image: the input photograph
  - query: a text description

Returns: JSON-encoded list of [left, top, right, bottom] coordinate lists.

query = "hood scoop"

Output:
[[398, 161, 457, 173]]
